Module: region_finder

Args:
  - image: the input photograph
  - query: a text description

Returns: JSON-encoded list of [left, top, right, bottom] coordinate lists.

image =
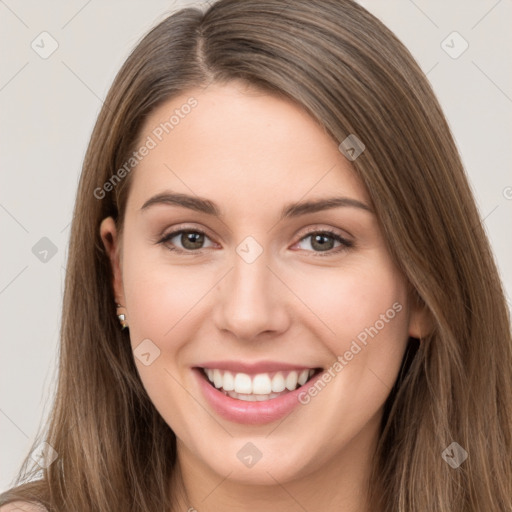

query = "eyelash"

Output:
[[157, 226, 354, 257]]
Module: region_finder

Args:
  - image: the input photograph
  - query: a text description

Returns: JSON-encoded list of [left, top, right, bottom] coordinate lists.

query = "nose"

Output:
[[212, 250, 291, 342]]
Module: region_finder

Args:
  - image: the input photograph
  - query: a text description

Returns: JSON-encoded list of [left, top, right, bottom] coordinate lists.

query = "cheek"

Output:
[[286, 259, 411, 438], [289, 254, 410, 378], [121, 237, 215, 341], [119, 245, 207, 432]]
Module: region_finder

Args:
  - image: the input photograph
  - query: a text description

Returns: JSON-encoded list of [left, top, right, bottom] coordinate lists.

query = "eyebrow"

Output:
[[140, 191, 373, 219]]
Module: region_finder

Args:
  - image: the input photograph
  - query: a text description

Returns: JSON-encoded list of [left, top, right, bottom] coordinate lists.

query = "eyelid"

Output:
[[157, 223, 218, 252], [157, 223, 354, 255], [291, 226, 354, 257], [296, 224, 353, 242], [158, 223, 215, 241]]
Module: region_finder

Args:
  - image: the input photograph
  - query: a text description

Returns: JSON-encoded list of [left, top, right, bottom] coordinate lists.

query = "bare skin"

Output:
[[100, 80, 428, 512]]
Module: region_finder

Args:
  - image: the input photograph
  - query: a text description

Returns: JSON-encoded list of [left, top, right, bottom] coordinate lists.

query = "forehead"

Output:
[[127, 81, 370, 214]]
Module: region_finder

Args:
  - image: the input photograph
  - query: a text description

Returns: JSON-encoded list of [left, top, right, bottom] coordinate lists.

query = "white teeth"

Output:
[[285, 371, 298, 391], [234, 373, 252, 394], [252, 374, 272, 394], [237, 393, 257, 401], [224, 390, 282, 401], [222, 371, 235, 391], [271, 372, 286, 393], [213, 369, 223, 388], [298, 369, 309, 386], [202, 367, 318, 396]]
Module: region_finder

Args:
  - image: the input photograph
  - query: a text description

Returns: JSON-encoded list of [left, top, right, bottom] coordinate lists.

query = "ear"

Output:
[[99, 216, 125, 305], [408, 293, 433, 340]]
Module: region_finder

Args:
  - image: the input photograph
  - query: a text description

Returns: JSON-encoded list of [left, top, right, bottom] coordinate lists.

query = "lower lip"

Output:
[[193, 368, 323, 425]]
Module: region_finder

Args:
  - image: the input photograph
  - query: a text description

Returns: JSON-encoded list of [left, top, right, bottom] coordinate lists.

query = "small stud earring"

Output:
[[116, 303, 128, 330]]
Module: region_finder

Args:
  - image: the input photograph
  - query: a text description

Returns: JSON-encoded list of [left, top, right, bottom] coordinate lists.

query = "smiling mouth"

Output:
[[198, 367, 323, 401]]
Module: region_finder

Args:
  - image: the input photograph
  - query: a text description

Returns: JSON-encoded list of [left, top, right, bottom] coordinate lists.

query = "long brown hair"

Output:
[[2, 1, 511, 510]]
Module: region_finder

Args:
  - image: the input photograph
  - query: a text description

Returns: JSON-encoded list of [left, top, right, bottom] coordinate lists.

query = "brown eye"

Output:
[[159, 229, 215, 252], [295, 230, 353, 255], [179, 231, 205, 250], [310, 233, 336, 251]]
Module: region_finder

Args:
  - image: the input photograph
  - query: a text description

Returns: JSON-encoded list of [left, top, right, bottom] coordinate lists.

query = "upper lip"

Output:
[[195, 360, 322, 374]]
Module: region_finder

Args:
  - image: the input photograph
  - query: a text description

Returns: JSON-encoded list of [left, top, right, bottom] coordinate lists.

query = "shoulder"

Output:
[[0, 502, 47, 512]]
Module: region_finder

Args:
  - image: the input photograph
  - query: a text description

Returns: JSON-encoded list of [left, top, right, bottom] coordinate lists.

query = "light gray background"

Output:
[[1, 0, 511, 492]]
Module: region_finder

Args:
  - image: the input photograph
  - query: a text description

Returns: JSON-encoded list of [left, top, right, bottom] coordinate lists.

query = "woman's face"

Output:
[[101, 81, 426, 486]]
